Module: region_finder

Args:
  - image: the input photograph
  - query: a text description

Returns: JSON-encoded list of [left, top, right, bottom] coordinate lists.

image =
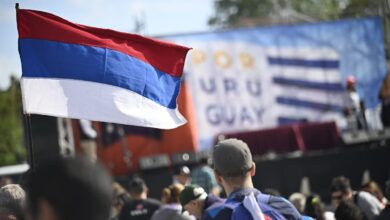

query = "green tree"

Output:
[[208, 0, 377, 28], [0, 76, 26, 166]]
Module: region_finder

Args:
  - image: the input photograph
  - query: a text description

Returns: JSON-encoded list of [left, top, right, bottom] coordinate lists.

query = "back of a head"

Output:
[[331, 176, 351, 194], [0, 184, 25, 220], [0, 177, 13, 188], [361, 181, 384, 200], [180, 184, 207, 207], [162, 184, 184, 204], [304, 195, 325, 220], [24, 156, 113, 220], [289, 192, 306, 213], [335, 201, 363, 220], [213, 138, 253, 178], [346, 75, 357, 90], [129, 177, 147, 196], [179, 166, 190, 176]]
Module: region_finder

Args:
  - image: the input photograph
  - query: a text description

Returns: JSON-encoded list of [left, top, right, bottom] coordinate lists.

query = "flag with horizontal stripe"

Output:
[[166, 16, 387, 150], [266, 47, 346, 126], [17, 9, 190, 129]]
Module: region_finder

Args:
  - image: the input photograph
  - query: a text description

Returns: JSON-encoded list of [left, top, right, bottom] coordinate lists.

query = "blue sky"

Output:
[[0, 0, 214, 89]]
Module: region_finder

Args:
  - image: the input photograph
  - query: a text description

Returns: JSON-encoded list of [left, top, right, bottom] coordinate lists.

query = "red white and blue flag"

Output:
[[17, 9, 190, 129]]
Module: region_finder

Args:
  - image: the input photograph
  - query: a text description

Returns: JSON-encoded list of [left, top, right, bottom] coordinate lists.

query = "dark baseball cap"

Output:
[[213, 138, 253, 177], [180, 184, 207, 206]]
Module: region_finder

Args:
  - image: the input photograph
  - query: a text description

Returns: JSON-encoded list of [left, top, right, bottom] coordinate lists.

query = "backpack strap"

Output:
[[219, 195, 267, 220], [256, 194, 301, 220], [257, 193, 271, 203], [353, 191, 359, 204], [204, 197, 241, 219], [243, 192, 266, 220], [255, 194, 287, 220]]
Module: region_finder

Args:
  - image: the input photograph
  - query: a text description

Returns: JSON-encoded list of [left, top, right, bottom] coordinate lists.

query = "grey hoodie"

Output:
[[151, 203, 195, 220]]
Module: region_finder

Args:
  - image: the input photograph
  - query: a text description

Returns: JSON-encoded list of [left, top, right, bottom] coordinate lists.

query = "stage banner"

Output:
[[165, 17, 387, 150]]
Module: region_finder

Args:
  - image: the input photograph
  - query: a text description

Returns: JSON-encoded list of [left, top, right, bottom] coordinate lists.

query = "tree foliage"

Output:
[[208, 0, 378, 28], [0, 77, 26, 166]]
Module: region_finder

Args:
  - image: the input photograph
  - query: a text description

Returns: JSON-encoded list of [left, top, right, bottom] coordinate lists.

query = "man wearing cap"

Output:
[[174, 166, 192, 186], [204, 138, 302, 220], [180, 184, 224, 220], [344, 75, 367, 131]]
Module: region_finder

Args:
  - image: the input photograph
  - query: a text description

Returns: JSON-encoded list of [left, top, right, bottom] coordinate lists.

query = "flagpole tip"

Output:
[[15, 3, 19, 10]]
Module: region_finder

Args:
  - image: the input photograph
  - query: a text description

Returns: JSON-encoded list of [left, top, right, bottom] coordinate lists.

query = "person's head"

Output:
[[111, 182, 129, 218], [289, 192, 306, 213], [198, 156, 211, 167], [304, 194, 325, 220], [0, 184, 25, 220], [330, 176, 353, 208], [346, 75, 357, 91], [128, 177, 148, 199], [180, 185, 208, 219], [176, 166, 191, 186], [212, 138, 255, 195], [24, 156, 113, 220], [162, 183, 184, 204], [334, 200, 363, 220], [0, 177, 13, 188], [361, 180, 385, 202]]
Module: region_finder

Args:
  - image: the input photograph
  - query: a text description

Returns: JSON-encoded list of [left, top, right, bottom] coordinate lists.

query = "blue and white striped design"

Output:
[[267, 48, 346, 126]]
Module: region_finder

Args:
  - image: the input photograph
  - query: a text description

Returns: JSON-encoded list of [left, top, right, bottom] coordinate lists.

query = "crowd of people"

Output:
[[0, 138, 389, 220]]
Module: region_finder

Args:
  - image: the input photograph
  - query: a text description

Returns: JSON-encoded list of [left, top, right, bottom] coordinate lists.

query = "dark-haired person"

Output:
[[304, 194, 335, 220], [24, 156, 113, 220], [119, 177, 161, 220], [330, 176, 382, 220], [335, 201, 363, 220], [191, 157, 220, 196]]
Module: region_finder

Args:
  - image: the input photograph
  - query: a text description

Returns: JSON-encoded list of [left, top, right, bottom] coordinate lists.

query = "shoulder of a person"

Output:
[[207, 194, 225, 203], [205, 198, 225, 213], [122, 199, 137, 209], [151, 208, 172, 220], [324, 211, 335, 220], [265, 194, 302, 219], [176, 212, 197, 220], [146, 198, 162, 206], [357, 190, 379, 202], [203, 204, 232, 220]]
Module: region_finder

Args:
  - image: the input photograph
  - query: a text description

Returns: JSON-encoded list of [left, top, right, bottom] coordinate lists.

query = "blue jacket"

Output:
[[203, 188, 302, 220], [202, 194, 225, 220]]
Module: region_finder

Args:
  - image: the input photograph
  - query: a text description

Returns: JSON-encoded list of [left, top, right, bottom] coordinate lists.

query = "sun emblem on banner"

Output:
[[192, 49, 206, 64], [239, 52, 255, 69], [214, 51, 232, 68]]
